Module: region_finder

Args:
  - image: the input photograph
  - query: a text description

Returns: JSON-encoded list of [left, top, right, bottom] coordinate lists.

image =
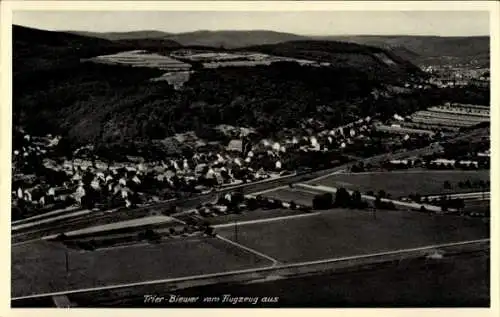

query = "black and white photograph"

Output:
[[1, 0, 498, 312]]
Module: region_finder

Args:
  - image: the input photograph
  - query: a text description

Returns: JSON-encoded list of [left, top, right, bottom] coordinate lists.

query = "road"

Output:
[[212, 212, 321, 229], [216, 235, 280, 267], [425, 192, 490, 200]]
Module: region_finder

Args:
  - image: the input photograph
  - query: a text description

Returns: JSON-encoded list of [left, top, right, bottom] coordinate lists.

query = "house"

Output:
[[233, 158, 242, 166], [390, 159, 409, 165], [394, 114, 404, 121], [431, 159, 455, 166], [227, 139, 243, 152], [272, 142, 281, 152], [478, 150, 490, 157], [275, 161, 282, 170]]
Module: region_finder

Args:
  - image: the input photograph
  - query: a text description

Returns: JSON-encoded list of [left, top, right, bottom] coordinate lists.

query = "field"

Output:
[[217, 209, 489, 264], [260, 187, 325, 206], [313, 170, 490, 198], [11, 237, 270, 298], [463, 200, 490, 215], [16, 245, 489, 307], [90, 50, 191, 71], [161, 250, 490, 308], [12, 206, 489, 300]]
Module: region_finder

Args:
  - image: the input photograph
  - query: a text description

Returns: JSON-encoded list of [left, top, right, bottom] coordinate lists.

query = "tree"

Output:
[[377, 190, 387, 199], [143, 229, 160, 241], [334, 188, 351, 208], [313, 193, 334, 210], [456, 198, 465, 213], [351, 190, 363, 208], [204, 225, 215, 237], [163, 205, 177, 215], [55, 233, 68, 241], [415, 194, 423, 202], [247, 198, 258, 211], [439, 196, 449, 212], [465, 179, 472, 188], [443, 180, 452, 190], [478, 180, 486, 188]]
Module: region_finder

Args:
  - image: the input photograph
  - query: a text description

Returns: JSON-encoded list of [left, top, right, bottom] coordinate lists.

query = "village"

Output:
[[11, 99, 490, 222]]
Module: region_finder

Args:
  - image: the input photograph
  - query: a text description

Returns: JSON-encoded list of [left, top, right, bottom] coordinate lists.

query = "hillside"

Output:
[[68, 29, 489, 65], [164, 30, 307, 48], [73, 29, 308, 49], [315, 35, 490, 65], [115, 38, 182, 52], [14, 25, 444, 148], [13, 25, 127, 74], [242, 40, 424, 78]]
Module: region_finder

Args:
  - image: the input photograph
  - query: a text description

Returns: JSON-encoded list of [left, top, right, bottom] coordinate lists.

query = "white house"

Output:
[[272, 142, 281, 152], [275, 161, 282, 170]]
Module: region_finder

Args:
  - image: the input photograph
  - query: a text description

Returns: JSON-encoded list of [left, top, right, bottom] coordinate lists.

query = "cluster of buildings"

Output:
[[14, 95, 489, 219], [11, 115, 381, 217], [422, 65, 489, 88], [376, 103, 490, 137]]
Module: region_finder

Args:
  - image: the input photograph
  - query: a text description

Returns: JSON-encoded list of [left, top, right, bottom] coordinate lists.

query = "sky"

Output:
[[13, 11, 490, 36]]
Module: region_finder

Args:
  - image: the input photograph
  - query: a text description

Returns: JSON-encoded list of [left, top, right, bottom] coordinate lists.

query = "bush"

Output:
[[55, 233, 68, 241], [247, 198, 258, 211], [313, 193, 333, 210], [204, 225, 215, 237]]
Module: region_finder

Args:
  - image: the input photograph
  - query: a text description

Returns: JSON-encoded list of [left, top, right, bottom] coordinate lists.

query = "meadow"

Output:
[[217, 209, 489, 264], [314, 170, 490, 198]]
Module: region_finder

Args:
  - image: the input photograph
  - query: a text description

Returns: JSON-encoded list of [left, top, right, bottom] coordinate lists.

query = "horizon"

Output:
[[14, 24, 490, 39], [13, 11, 490, 37]]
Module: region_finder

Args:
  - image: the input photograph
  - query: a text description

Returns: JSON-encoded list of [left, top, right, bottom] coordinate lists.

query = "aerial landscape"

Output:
[[9, 9, 491, 308]]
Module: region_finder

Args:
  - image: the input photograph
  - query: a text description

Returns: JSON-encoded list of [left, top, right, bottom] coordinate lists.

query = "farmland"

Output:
[[313, 170, 490, 198], [217, 209, 488, 264], [260, 187, 325, 206], [462, 200, 490, 215], [171, 49, 322, 68], [11, 237, 271, 298], [161, 250, 489, 308], [88, 50, 191, 71]]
